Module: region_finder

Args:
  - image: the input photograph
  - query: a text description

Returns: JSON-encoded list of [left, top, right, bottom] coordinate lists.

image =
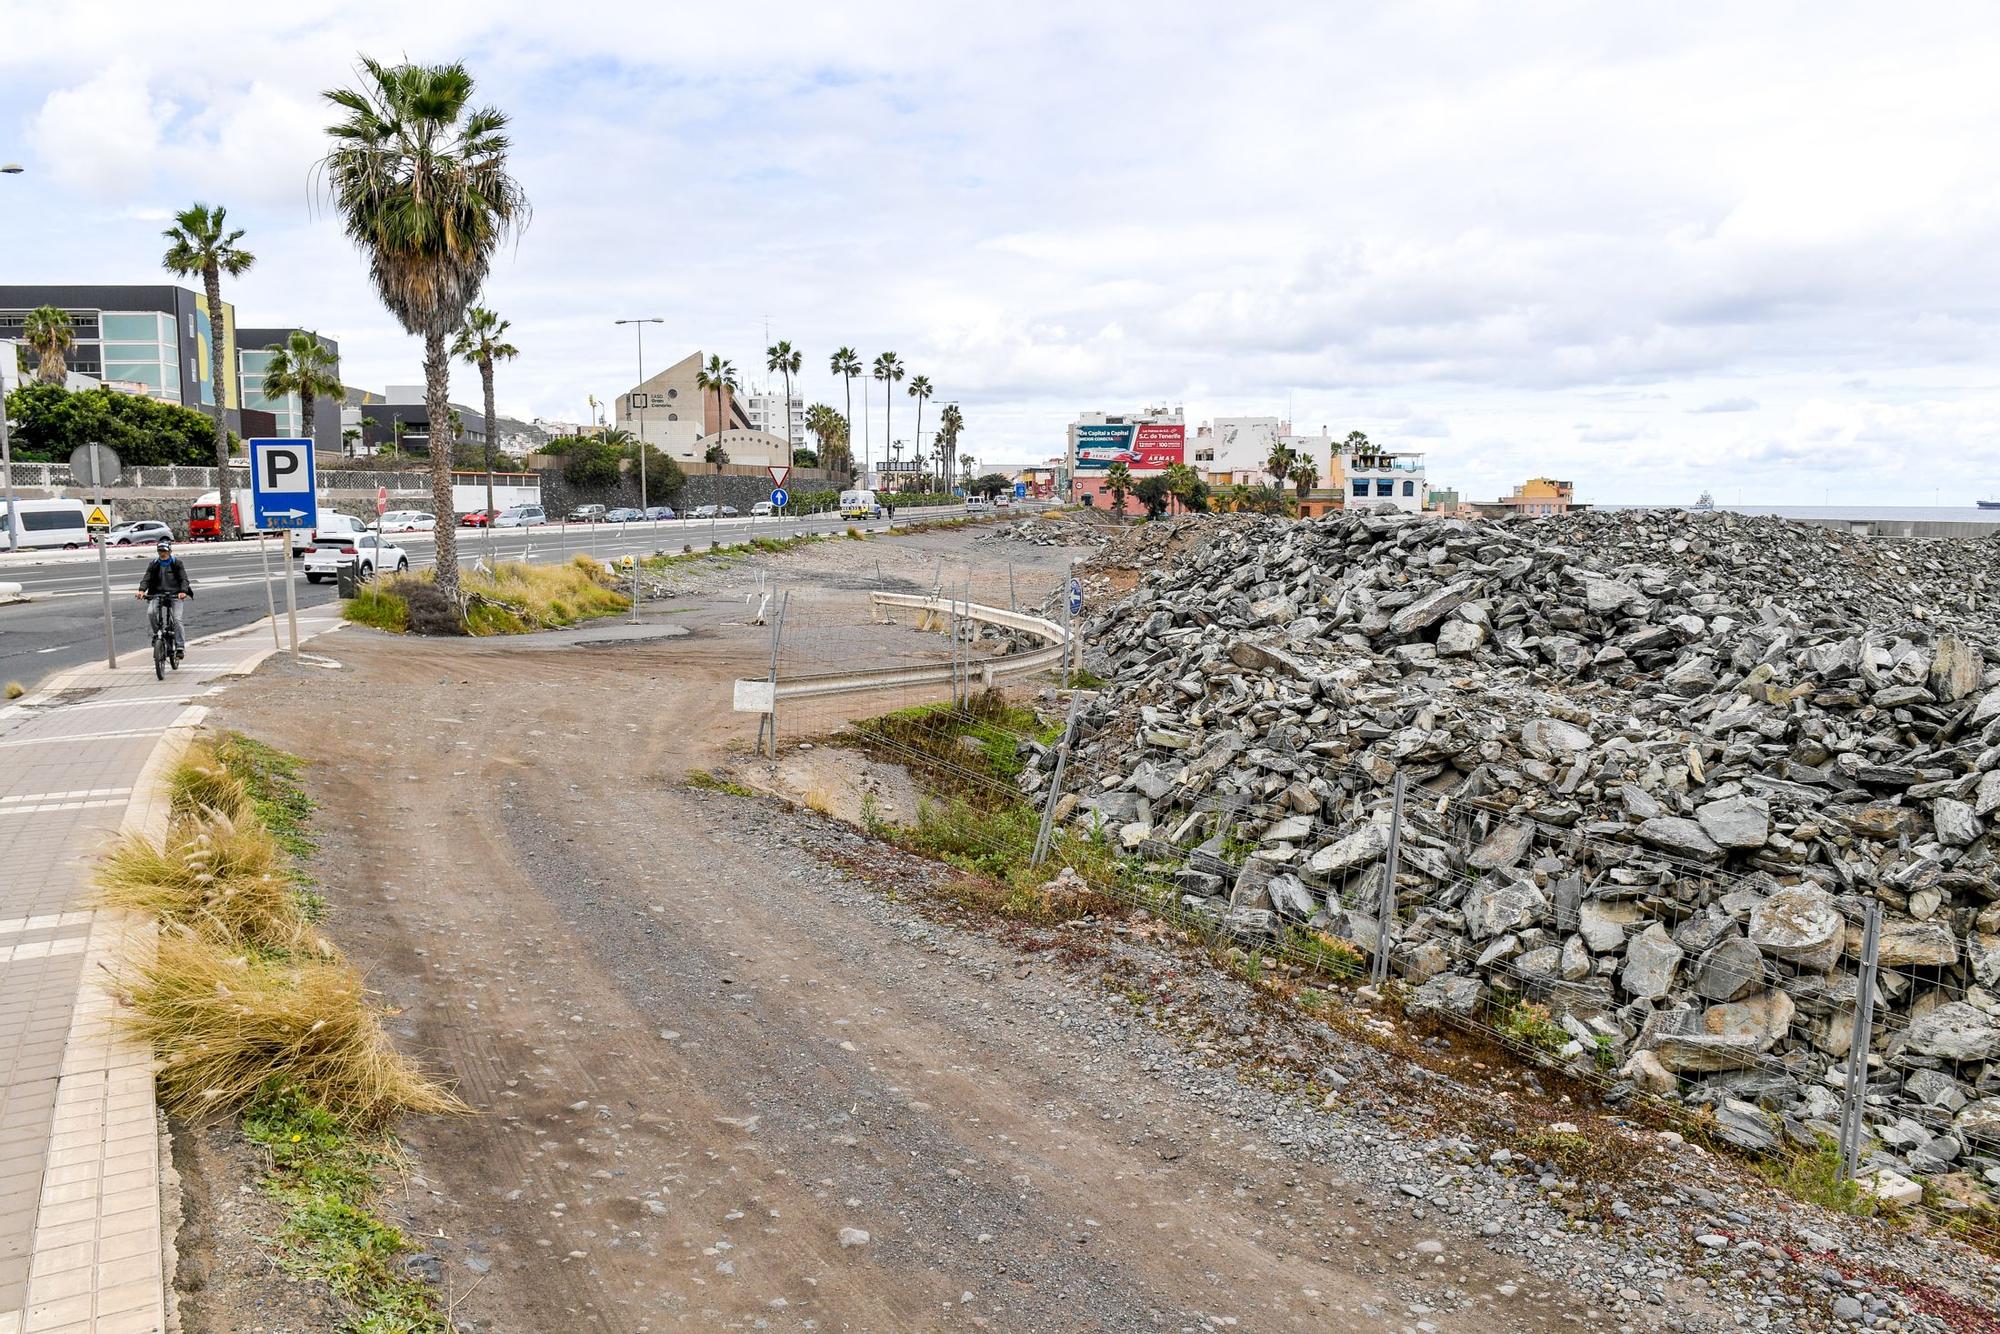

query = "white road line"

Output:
[[0, 797, 129, 816], [0, 728, 165, 749], [0, 911, 95, 937], [0, 787, 131, 804], [0, 935, 89, 964]]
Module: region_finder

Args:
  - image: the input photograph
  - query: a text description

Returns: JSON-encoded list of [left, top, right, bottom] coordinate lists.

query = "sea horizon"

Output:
[[1591, 502, 2000, 525]]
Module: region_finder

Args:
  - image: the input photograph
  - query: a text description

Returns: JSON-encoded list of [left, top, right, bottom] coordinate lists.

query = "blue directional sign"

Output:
[[248, 437, 318, 529], [769, 487, 789, 509], [1068, 576, 1083, 614]]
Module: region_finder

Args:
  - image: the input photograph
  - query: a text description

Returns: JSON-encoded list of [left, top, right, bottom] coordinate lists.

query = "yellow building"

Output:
[[1497, 477, 1574, 517]]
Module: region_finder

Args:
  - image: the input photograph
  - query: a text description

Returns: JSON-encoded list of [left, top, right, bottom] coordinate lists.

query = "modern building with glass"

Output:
[[0, 284, 238, 415], [238, 327, 342, 453]]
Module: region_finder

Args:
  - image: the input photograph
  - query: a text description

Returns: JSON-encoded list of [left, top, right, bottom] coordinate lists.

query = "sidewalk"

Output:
[[0, 608, 343, 1333]]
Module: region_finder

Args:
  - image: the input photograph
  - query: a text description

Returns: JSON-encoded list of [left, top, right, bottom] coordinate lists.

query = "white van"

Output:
[[0, 499, 91, 551], [840, 489, 883, 520]]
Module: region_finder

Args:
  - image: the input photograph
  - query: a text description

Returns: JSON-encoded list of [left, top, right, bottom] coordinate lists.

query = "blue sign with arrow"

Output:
[[247, 437, 318, 529], [1068, 576, 1083, 614], [769, 487, 789, 509]]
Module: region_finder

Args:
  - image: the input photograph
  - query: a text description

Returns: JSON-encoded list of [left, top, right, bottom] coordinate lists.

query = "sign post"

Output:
[[71, 444, 122, 669], [248, 438, 318, 659], [768, 465, 791, 518]]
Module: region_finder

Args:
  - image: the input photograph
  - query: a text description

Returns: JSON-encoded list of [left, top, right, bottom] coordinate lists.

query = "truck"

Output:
[[840, 488, 884, 520]]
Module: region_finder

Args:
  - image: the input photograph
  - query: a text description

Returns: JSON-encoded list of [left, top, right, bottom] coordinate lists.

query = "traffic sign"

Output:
[[1068, 576, 1083, 615], [375, 485, 388, 516], [769, 487, 790, 509], [247, 437, 318, 530], [768, 465, 791, 489], [69, 443, 122, 489], [85, 505, 111, 530]]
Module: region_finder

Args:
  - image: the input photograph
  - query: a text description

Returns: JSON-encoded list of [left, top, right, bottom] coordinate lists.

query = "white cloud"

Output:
[[6, 2, 2000, 500]]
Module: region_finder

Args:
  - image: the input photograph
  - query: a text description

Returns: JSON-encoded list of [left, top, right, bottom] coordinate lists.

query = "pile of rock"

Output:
[[979, 514, 1110, 549], [1029, 507, 2000, 1208]]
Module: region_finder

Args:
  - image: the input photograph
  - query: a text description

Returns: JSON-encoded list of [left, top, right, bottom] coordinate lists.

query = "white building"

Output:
[[744, 384, 806, 454], [1345, 445, 1426, 513]]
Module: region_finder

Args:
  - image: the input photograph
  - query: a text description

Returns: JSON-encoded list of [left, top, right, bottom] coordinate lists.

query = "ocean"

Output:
[[1595, 504, 2000, 526]]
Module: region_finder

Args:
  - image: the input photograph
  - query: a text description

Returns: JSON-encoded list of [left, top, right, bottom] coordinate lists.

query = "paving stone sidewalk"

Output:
[[0, 609, 342, 1333]]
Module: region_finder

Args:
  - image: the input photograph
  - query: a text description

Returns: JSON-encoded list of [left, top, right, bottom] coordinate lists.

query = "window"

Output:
[[667, 413, 678, 421], [1403, 480, 1414, 497], [666, 388, 677, 398], [104, 363, 165, 388], [24, 510, 85, 532], [1376, 479, 1394, 497], [102, 313, 165, 341], [1352, 479, 1368, 497], [104, 342, 165, 363]]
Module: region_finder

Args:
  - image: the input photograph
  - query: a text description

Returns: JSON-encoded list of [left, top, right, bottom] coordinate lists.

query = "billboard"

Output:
[[1073, 421, 1185, 471]]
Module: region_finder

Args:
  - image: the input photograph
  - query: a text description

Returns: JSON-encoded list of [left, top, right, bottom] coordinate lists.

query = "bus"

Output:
[[0, 498, 91, 551]]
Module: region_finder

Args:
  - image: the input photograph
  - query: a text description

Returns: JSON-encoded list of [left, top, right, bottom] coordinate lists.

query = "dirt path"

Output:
[[191, 550, 1609, 1332]]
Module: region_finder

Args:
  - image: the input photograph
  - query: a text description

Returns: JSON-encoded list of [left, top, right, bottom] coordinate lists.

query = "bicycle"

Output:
[[148, 592, 184, 680]]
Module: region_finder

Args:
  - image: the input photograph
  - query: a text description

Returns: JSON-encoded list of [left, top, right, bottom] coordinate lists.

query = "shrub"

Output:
[[124, 931, 463, 1124], [98, 813, 321, 956], [341, 583, 411, 633]]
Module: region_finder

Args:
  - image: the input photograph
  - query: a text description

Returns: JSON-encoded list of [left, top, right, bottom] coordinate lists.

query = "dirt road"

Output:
[[187, 534, 1605, 1332]]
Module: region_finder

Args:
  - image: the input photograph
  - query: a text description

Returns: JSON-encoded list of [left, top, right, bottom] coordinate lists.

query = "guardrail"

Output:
[[764, 593, 1069, 702]]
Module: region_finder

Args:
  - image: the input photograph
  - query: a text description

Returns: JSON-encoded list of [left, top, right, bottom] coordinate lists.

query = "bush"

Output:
[[98, 810, 320, 955], [124, 931, 463, 1124], [3, 381, 220, 465], [341, 559, 628, 636]]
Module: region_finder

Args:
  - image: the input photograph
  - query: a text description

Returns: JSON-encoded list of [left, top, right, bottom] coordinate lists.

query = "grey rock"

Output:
[[1408, 972, 1488, 1019], [1876, 920, 1959, 968], [1906, 1002, 2000, 1061], [1620, 923, 1684, 1001], [1653, 1033, 1764, 1073], [1929, 634, 1983, 702], [1692, 938, 1766, 1003], [1636, 816, 1724, 861], [1934, 796, 1983, 847], [1693, 796, 1770, 851], [1306, 824, 1390, 880], [1467, 823, 1534, 870], [1521, 717, 1593, 759], [1466, 878, 1548, 940], [1748, 886, 1845, 971], [1579, 898, 1643, 953]]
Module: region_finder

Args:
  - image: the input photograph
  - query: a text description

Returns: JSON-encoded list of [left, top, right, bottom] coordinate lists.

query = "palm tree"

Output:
[[356, 415, 378, 457], [806, 404, 850, 474], [959, 451, 974, 488], [321, 56, 527, 603], [906, 374, 932, 489], [695, 355, 738, 470], [765, 340, 802, 470], [938, 403, 965, 487], [390, 420, 406, 460], [260, 331, 343, 443], [873, 352, 904, 482], [22, 306, 73, 386], [829, 348, 861, 476], [162, 203, 255, 538], [452, 306, 518, 531], [1263, 439, 1296, 491], [1105, 460, 1134, 518], [1289, 457, 1319, 504]]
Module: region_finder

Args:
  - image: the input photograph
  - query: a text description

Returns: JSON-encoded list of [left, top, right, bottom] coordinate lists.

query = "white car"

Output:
[[102, 519, 175, 546], [379, 510, 436, 534], [751, 500, 777, 516], [302, 532, 409, 583]]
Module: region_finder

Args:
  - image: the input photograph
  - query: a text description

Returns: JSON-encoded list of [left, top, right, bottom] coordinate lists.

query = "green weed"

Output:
[[686, 770, 756, 798], [1757, 1138, 1878, 1217]]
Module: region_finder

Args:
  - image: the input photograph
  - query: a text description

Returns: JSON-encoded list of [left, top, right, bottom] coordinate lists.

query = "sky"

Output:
[[5, 1, 2000, 503]]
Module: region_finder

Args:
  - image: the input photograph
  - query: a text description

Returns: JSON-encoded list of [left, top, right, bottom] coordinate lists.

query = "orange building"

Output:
[[1496, 477, 1574, 517]]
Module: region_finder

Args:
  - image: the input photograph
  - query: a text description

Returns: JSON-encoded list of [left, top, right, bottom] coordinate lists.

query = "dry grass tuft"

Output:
[[164, 741, 252, 823], [4, 681, 23, 700], [97, 808, 318, 955], [124, 931, 464, 1125]]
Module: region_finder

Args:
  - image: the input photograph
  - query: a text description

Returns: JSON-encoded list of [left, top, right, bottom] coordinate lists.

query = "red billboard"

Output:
[[1133, 422, 1185, 469]]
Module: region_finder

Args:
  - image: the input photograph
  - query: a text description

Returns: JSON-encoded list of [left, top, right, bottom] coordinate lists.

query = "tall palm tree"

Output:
[[830, 347, 861, 474], [22, 306, 73, 386], [162, 203, 255, 538], [322, 56, 527, 603], [260, 331, 343, 442], [695, 355, 738, 471], [959, 451, 974, 485], [873, 352, 904, 484], [452, 306, 518, 530], [1105, 460, 1133, 517], [357, 415, 379, 458], [905, 374, 932, 489], [939, 403, 965, 490], [765, 340, 802, 470], [806, 403, 849, 474]]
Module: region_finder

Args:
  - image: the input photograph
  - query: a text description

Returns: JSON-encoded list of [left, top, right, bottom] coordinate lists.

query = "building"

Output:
[[339, 384, 489, 460], [237, 327, 342, 454], [0, 284, 239, 418], [616, 351, 756, 464], [1495, 477, 1574, 517], [1345, 444, 1427, 513], [744, 384, 806, 455], [1066, 405, 1184, 505]]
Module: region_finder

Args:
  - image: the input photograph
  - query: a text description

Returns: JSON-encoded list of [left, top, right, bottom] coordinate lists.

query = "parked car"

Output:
[[689, 504, 720, 519], [721, 504, 739, 517], [604, 507, 643, 523], [459, 510, 491, 527], [494, 505, 546, 528], [965, 496, 989, 511], [379, 510, 436, 534], [643, 505, 676, 521], [0, 498, 91, 550], [310, 513, 369, 545], [566, 504, 607, 523], [995, 496, 1015, 508], [101, 519, 175, 547], [751, 500, 777, 517], [301, 532, 409, 583]]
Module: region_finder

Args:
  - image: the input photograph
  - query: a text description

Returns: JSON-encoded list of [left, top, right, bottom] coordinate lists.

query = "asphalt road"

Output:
[[0, 506, 982, 692]]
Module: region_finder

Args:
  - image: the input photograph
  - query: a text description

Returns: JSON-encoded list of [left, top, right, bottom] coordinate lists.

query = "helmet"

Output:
[[156, 539, 172, 554]]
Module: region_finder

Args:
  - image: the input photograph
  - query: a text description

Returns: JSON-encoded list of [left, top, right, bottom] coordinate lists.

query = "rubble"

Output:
[[1029, 506, 2000, 1204]]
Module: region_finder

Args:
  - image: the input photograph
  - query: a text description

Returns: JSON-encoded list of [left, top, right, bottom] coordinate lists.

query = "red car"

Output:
[[459, 510, 491, 527]]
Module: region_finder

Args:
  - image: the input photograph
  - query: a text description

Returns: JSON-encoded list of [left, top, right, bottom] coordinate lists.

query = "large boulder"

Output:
[[1933, 798, 1983, 849], [1637, 816, 1723, 861], [1579, 898, 1644, 953], [1906, 1002, 2000, 1062], [1653, 1033, 1764, 1073], [1388, 580, 1477, 636], [1970, 931, 2000, 988], [1928, 634, 1983, 703], [1436, 619, 1487, 657], [1621, 923, 1684, 1001], [1692, 937, 1765, 1002], [1306, 824, 1390, 880], [1875, 921, 1960, 969], [1466, 878, 1548, 940], [1748, 886, 1844, 971], [1956, 1098, 2000, 1146], [1521, 717, 1592, 760], [1694, 797, 1770, 851], [1702, 989, 1796, 1051], [1408, 972, 1487, 1019]]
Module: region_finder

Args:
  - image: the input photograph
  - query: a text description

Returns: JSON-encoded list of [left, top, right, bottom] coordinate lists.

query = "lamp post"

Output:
[[1, 164, 20, 552], [614, 318, 664, 522]]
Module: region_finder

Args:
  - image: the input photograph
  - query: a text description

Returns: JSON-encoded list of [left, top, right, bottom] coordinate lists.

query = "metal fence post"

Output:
[[757, 590, 789, 758], [1371, 770, 1407, 986], [1009, 561, 1017, 612], [1031, 686, 1084, 868], [1839, 898, 1883, 1180]]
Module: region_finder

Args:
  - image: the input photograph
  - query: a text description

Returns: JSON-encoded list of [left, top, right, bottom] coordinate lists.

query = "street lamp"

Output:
[[614, 319, 664, 532]]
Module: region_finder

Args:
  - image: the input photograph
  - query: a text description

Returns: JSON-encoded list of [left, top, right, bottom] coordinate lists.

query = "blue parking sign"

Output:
[[248, 438, 318, 529]]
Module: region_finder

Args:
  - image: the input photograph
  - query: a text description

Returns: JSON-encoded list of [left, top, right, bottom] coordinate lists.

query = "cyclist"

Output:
[[135, 538, 193, 653]]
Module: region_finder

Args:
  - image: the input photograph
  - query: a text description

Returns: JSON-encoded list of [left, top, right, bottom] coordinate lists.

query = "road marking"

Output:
[[0, 935, 89, 964], [0, 911, 95, 937], [34, 643, 73, 653], [0, 797, 128, 816], [0, 786, 131, 804], [0, 728, 164, 749]]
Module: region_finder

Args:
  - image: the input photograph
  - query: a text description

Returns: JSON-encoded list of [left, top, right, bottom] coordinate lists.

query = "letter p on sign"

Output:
[[262, 449, 302, 491]]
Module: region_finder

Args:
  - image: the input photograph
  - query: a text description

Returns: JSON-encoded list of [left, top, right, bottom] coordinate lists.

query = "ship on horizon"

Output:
[[1980, 497, 2000, 510], [1693, 490, 1715, 511]]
